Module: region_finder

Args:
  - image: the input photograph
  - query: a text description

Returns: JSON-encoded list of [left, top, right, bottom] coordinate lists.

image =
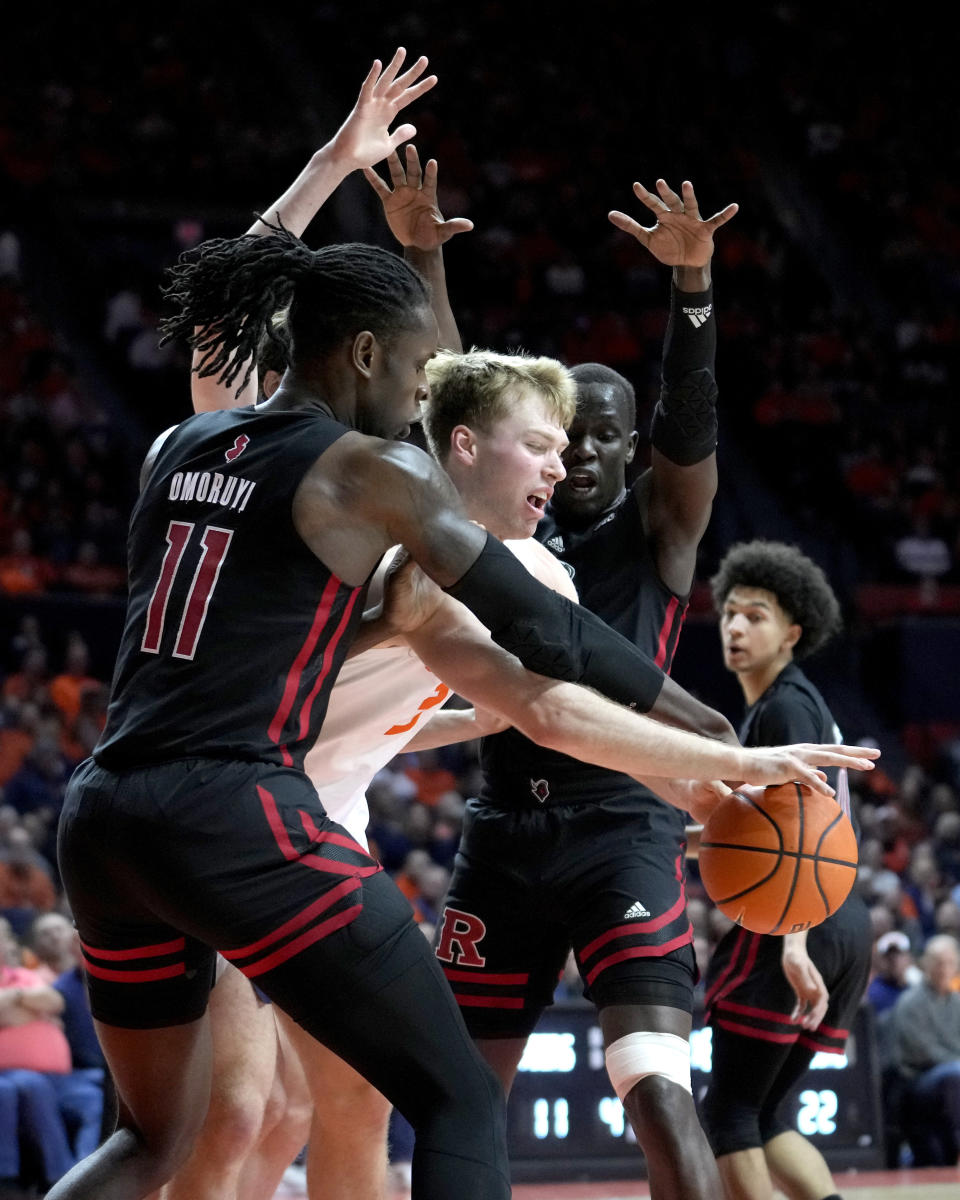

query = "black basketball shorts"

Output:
[[704, 892, 872, 1054], [58, 756, 397, 1029], [434, 798, 696, 1038]]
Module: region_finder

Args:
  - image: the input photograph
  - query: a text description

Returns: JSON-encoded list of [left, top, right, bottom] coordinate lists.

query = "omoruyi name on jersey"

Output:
[[167, 470, 257, 512]]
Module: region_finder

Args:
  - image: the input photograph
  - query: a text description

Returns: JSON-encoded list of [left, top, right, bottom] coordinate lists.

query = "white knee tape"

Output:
[[604, 1031, 692, 1101]]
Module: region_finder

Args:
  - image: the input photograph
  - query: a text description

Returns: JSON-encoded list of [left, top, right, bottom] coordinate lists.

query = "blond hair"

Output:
[[423, 348, 576, 462]]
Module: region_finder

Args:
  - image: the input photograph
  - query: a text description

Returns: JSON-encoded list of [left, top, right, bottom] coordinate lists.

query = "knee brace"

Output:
[[604, 1031, 692, 1102]]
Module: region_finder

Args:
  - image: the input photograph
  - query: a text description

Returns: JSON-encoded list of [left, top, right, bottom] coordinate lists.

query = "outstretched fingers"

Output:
[[799, 743, 880, 770], [363, 164, 394, 200], [607, 210, 653, 244], [404, 144, 425, 188], [705, 201, 739, 229], [653, 177, 684, 211], [376, 46, 409, 90]]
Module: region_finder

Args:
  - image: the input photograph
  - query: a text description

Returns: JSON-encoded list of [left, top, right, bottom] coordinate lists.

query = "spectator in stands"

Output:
[[867, 931, 920, 1015], [2, 648, 49, 708], [2, 737, 69, 823], [59, 541, 126, 597], [0, 826, 56, 936], [68, 684, 109, 760], [0, 700, 37, 787], [25, 913, 76, 985], [0, 923, 99, 1191], [0, 530, 56, 596], [890, 933, 960, 1161], [48, 638, 100, 729], [5, 616, 44, 674]]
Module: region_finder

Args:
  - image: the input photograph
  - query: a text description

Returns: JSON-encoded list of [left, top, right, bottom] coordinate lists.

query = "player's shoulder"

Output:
[[752, 670, 824, 739], [503, 537, 578, 600]]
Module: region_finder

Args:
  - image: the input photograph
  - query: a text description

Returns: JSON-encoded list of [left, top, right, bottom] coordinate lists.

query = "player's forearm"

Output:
[[523, 683, 747, 782], [246, 143, 354, 239], [405, 246, 463, 351], [651, 277, 717, 466], [402, 707, 489, 752]]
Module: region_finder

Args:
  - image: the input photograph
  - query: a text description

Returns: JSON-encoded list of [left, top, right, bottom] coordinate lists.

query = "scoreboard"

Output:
[[507, 1001, 884, 1182]]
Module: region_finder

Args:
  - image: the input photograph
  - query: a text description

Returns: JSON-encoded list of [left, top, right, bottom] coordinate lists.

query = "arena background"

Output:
[[1, 3, 958, 1191]]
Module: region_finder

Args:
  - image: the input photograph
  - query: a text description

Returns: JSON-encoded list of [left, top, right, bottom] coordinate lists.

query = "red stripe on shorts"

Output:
[[82, 959, 186, 984], [584, 927, 694, 987], [442, 968, 530, 985], [580, 893, 687, 962], [237, 904, 363, 977], [716, 1017, 799, 1045], [222, 877, 361, 961], [79, 936, 185, 962], [453, 994, 525, 1009]]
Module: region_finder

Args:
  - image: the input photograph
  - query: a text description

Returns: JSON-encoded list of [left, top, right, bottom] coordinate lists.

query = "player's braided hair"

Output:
[[710, 540, 842, 660], [159, 219, 431, 394]]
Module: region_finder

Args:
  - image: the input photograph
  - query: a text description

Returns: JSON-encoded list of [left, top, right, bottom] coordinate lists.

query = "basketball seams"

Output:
[[811, 807, 845, 919], [771, 781, 805, 934], [698, 783, 859, 934]]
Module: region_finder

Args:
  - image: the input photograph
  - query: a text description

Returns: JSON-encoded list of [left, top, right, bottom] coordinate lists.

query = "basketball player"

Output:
[[428, 175, 737, 1199], [699, 540, 873, 1200], [48, 58, 877, 1200], [162, 62, 772, 1200]]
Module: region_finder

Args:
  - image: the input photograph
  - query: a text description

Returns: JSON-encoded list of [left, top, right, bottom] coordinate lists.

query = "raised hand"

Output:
[[365, 144, 474, 250], [608, 178, 738, 268], [330, 47, 438, 173]]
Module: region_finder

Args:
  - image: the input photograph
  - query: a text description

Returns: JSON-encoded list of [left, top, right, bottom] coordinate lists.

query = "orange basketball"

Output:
[[698, 783, 858, 935]]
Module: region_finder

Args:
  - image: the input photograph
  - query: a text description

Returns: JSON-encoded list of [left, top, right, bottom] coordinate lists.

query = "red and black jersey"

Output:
[[739, 661, 854, 833], [95, 407, 365, 772], [478, 491, 687, 827]]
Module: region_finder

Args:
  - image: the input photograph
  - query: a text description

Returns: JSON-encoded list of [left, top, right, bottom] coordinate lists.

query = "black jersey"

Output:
[[478, 491, 687, 826], [96, 407, 365, 771], [739, 661, 853, 828]]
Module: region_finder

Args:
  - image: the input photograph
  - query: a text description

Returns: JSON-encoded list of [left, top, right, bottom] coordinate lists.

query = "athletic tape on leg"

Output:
[[604, 1031, 692, 1101]]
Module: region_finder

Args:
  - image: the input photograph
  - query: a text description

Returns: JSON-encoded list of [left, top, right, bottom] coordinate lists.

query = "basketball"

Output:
[[698, 783, 858, 935]]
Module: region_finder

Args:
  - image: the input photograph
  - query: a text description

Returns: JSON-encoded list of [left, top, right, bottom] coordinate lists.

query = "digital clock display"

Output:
[[507, 1003, 883, 1181]]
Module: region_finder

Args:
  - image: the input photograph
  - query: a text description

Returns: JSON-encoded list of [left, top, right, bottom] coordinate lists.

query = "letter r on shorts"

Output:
[[436, 906, 487, 967]]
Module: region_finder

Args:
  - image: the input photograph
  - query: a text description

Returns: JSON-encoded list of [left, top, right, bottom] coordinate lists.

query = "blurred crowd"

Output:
[[3, 7, 957, 597]]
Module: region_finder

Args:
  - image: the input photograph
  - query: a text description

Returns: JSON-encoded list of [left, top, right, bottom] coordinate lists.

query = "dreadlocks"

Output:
[[159, 220, 432, 394], [710, 540, 843, 660]]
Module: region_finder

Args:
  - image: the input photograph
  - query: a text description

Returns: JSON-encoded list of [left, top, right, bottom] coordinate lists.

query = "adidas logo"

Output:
[[683, 304, 712, 328], [546, 536, 565, 552], [623, 900, 650, 919]]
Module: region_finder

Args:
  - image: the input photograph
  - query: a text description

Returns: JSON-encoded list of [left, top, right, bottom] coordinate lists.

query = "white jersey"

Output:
[[301, 538, 565, 846], [303, 643, 450, 845]]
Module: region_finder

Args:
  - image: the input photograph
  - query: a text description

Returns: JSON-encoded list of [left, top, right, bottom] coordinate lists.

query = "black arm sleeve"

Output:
[[445, 533, 665, 713], [650, 282, 718, 465]]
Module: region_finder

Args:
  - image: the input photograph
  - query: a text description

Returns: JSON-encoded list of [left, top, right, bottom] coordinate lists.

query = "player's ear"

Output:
[[784, 623, 802, 652], [352, 331, 377, 378], [449, 424, 478, 466], [625, 430, 640, 465]]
